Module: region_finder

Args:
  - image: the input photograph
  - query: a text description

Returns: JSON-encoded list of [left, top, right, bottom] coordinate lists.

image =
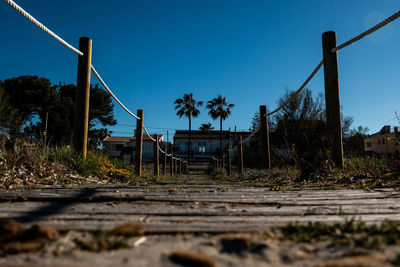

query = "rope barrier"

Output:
[[4, 0, 83, 56], [332, 10, 400, 52], [4, 0, 140, 122], [158, 142, 172, 156], [142, 126, 157, 142], [266, 59, 324, 117], [226, 124, 260, 154], [7, 0, 399, 170], [143, 125, 176, 157], [91, 65, 140, 120], [241, 126, 260, 144]]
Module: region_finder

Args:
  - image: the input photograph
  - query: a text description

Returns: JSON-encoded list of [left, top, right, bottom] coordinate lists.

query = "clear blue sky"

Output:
[[1, 0, 399, 139]]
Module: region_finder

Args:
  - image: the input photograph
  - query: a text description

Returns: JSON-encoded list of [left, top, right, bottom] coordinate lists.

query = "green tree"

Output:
[[272, 88, 328, 178], [41, 83, 117, 147], [2, 75, 56, 136], [174, 93, 203, 162], [0, 81, 17, 136], [206, 95, 234, 160], [1, 76, 117, 148], [199, 123, 214, 132], [88, 128, 111, 150], [343, 117, 369, 156]]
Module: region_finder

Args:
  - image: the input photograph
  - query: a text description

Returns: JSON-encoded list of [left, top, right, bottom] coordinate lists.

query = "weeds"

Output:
[[208, 168, 228, 179], [75, 231, 129, 252], [343, 156, 397, 178], [274, 220, 400, 249], [0, 139, 140, 188], [392, 253, 400, 266], [205, 156, 400, 189]]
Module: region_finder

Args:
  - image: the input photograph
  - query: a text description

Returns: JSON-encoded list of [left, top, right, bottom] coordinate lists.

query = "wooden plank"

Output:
[[14, 214, 400, 233], [2, 202, 400, 216], [0, 186, 399, 234], [0, 188, 396, 200]]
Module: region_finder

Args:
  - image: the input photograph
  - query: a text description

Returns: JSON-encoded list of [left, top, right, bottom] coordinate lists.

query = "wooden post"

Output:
[[221, 153, 225, 170], [259, 105, 271, 169], [163, 145, 167, 176], [169, 144, 173, 176], [153, 134, 159, 177], [237, 136, 244, 174], [74, 37, 92, 158], [43, 111, 48, 146], [135, 110, 144, 176], [174, 158, 177, 174], [227, 145, 232, 176], [178, 159, 182, 175], [322, 31, 344, 168]]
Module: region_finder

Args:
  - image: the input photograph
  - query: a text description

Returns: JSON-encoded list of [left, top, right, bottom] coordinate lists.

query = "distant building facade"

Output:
[[364, 125, 400, 156], [103, 135, 168, 163], [173, 130, 252, 161]]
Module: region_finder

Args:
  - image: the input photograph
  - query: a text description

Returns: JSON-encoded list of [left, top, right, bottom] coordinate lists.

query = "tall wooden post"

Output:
[[74, 37, 92, 158], [153, 134, 159, 177], [169, 144, 173, 176], [237, 136, 244, 174], [163, 145, 167, 176], [322, 31, 344, 168], [180, 160, 183, 175], [221, 154, 225, 170], [174, 158, 177, 174], [259, 105, 271, 169], [135, 110, 144, 176], [44, 111, 49, 146], [227, 145, 232, 176]]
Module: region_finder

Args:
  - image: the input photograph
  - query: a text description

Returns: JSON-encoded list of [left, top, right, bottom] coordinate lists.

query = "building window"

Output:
[[378, 140, 381, 145], [382, 139, 385, 144], [198, 142, 206, 153], [116, 144, 124, 151]]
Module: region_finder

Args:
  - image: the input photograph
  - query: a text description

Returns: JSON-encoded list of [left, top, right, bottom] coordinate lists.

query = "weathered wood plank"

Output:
[[0, 189, 397, 204], [1, 187, 399, 233], [1, 202, 400, 216]]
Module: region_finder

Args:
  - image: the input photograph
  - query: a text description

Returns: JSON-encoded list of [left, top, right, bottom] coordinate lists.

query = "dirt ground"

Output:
[[0, 231, 399, 267], [0, 183, 400, 266]]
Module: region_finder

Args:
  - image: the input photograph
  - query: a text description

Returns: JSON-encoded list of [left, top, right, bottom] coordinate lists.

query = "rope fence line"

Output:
[[143, 125, 185, 160], [143, 124, 186, 162], [266, 60, 324, 117], [332, 10, 400, 52], [5, 0, 400, 171], [142, 126, 157, 142], [4, 0, 83, 56], [226, 125, 260, 154], [4, 0, 141, 121], [91, 66, 140, 120], [158, 142, 172, 156]]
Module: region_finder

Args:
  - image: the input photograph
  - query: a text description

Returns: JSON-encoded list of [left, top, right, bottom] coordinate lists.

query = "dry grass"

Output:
[[107, 222, 145, 236], [169, 249, 217, 267], [0, 219, 59, 256]]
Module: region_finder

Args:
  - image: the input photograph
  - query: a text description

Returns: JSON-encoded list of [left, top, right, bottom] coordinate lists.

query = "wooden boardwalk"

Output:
[[1, 185, 400, 233]]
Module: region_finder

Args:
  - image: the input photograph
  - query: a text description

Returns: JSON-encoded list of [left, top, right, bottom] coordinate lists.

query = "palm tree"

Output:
[[199, 123, 214, 132], [206, 95, 234, 160], [174, 93, 203, 163]]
